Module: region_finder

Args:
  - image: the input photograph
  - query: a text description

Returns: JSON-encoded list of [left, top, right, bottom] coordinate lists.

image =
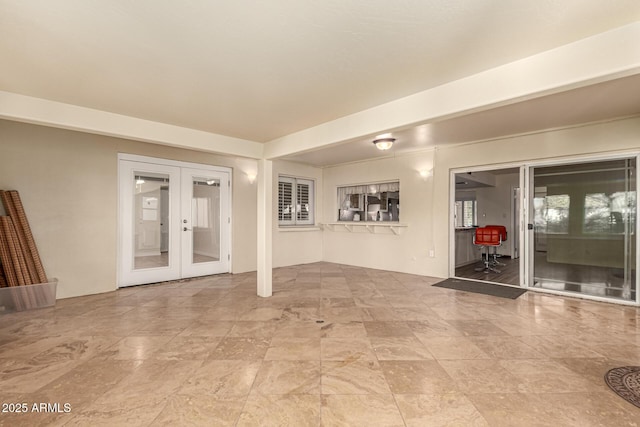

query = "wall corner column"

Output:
[[257, 158, 273, 297]]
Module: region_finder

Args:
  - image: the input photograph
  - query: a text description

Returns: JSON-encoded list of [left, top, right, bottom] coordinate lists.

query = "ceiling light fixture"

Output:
[[372, 137, 395, 150]]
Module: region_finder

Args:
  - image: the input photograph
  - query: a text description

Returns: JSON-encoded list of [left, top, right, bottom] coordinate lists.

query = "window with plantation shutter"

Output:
[[278, 176, 314, 226], [278, 178, 294, 225], [297, 182, 310, 222]]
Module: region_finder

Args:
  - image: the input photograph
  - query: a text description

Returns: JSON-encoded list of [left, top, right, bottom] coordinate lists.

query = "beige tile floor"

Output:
[[0, 262, 639, 426]]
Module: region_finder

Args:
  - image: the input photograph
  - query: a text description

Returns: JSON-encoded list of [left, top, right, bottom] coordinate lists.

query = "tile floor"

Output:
[[0, 262, 639, 426]]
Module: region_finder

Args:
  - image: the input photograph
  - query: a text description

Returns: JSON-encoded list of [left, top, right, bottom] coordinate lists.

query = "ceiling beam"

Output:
[[0, 91, 264, 159], [264, 22, 640, 160]]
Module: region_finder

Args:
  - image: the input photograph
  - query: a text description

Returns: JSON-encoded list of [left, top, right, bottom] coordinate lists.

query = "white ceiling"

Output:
[[1, 0, 639, 147]]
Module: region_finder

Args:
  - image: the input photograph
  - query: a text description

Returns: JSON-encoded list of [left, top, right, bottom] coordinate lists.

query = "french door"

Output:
[[118, 156, 231, 287]]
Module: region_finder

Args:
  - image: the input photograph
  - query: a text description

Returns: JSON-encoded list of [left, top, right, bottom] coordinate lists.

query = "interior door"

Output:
[[180, 168, 230, 278]]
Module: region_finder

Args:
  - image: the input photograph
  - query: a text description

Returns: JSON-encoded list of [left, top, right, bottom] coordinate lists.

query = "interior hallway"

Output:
[[0, 262, 638, 425]]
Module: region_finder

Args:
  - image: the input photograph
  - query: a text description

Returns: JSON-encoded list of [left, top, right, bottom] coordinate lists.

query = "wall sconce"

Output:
[[372, 137, 395, 151], [247, 173, 256, 184], [419, 169, 432, 179]]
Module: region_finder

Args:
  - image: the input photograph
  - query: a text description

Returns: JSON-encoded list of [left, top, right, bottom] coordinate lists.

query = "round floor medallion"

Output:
[[604, 366, 640, 408]]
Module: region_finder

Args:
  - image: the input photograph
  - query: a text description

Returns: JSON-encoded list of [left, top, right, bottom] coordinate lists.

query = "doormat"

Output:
[[432, 278, 526, 299], [605, 366, 640, 408]]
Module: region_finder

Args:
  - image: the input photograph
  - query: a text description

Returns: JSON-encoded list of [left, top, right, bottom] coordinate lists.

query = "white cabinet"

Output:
[[455, 229, 482, 267]]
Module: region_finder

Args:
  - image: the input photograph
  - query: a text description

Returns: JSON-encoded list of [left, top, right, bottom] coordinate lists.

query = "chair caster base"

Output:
[[474, 266, 501, 274]]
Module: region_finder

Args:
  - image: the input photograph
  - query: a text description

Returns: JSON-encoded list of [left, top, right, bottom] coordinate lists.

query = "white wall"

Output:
[[272, 160, 323, 267], [0, 120, 258, 298], [2, 116, 638, 298], [322, 117, 640, 279], [322, 151, 437, 275]]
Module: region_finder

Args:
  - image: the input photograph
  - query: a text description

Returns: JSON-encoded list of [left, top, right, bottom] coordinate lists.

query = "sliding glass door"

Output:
[[529, 158, 637, 302]]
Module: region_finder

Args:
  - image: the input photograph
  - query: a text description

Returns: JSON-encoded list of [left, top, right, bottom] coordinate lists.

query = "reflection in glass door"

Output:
[[119, 157, 231, 287], [134, 173, 170, 269], [191, 178, 220, 264], [530, 158, 637, 301]]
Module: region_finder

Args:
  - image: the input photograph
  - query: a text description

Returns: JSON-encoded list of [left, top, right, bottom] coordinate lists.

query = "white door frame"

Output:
[[449, 162, 526, 288], [521, 165, 530, 290], [118, 154, 232, 287]]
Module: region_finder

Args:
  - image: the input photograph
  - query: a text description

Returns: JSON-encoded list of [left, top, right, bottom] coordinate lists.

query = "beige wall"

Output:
[[2, 116, 638, 299], [272, 160, 323, 267], [322, 117, 640, 278], [322, 150, 437, 275], [0, 120, 258, 298]]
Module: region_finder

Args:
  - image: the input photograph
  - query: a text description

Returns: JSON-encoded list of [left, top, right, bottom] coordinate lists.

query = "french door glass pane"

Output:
[[133, 173, 170, 269], [192, 178, 220, 264], [532, 158, 636, 301]]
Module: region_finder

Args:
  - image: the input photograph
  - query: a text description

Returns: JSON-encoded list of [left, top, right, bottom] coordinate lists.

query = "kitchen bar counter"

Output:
[[455, 228, 481, 267]]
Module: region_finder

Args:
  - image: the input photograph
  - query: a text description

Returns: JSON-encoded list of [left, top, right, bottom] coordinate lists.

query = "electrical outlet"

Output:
[[429, 249, 435, 258]]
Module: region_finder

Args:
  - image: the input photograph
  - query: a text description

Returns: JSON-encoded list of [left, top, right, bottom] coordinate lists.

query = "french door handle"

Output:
[[183, 227, 192, 231]]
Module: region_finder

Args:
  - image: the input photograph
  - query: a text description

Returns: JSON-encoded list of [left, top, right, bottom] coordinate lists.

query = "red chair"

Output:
[[473, 227, 502, 273], [486, 225, 507, 266]]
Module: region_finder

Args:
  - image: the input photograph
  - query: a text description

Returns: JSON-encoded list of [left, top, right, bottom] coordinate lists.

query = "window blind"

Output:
[[278, 180, 293, 223], [297, 182, 309, 221]]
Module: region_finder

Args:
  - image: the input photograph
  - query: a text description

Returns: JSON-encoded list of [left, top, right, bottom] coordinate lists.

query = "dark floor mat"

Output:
[[605, 366, 640, 408], [432, 278, 526, 299]]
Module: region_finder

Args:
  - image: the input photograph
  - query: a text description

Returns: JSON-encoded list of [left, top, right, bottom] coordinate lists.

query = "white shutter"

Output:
[[278, 176, 314, 226], [296, 179, 314, 225], [278, 177, 294, 225]]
